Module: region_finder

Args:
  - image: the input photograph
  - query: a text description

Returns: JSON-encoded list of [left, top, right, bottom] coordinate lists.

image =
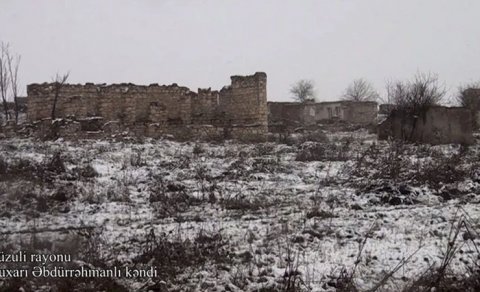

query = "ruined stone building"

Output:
[[26, 72, 268, 141], [377, 88, 479, 145], [378, 106, 473, 145], [268, 100, 378, 129]]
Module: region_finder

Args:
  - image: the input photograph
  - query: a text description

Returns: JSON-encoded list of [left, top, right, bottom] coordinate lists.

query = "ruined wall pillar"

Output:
[[220, 72, 268, 141]]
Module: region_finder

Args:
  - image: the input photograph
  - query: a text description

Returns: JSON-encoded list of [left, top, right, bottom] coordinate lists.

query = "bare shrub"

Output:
[[106, 182, 130, 203], [350, 141, 473, 204], [150, 178, 200, 217], [222, 194, 267, 212], [349, 141, 414, 184], [225, 155, 250, 179], [414, 152, 468, 192], [305, 208, 335, 220], [73, 163, 98, 179], [0, 156, 41, 182], [303, 130, 329, 143], [404, 211, 480, 291], [192, 142, 205, 155], [296, 141, 351, 162], [254, 143, 275, 156], [295, 143, 326, 162], [281, 242, 305, 291], [0, 154, 7, 175], [386, 72, 446, 113], [45, 151, 66, 173], [326, 223, 378, 291], [128, 149, 145, 167], [51, 184, 77, 202], [251, 156, 284, 174], [373, 141, 407, 182], [79, 183, 103, 204], [137, 228, 232, 285]]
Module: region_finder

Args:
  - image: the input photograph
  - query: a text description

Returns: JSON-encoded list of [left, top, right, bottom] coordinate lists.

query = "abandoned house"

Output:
[[267, 100, 378, 129], [378, 106, 474, 145], [25, 72, 268, 141]]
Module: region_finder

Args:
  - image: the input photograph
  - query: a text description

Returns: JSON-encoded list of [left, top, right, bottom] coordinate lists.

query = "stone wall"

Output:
[[461, 88, 480, 130], [267, 102, 305, 128], [26, 72, 267, 141], [378, 106, 473, 145], [342, 101, 378, 124]]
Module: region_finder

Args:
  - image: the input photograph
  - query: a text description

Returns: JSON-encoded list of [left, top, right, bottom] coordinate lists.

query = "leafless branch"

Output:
[[0, 42, 11, 122], [6, 46, 21, 124], [343, 78, 379, 102], [385, 72, 446, 114], [290, 79, 316, 103], [51, 71, 70, 120]]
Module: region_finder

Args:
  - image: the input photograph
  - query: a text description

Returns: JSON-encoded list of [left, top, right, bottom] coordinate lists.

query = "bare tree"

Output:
[[385, 80, 409, 108], [51, 72, 70, 120], [343, 78, 379, 102], [6, 47, 21, 124], [386, 72, 446, 114], [385, 72, 446, 141], [290, 79, 316, 103], [456, 83, 480, 129], [0, 42, 10, 122]]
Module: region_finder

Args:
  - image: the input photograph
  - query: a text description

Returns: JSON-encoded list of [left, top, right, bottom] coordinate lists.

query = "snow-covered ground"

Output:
[[0, 131, 479, 291]]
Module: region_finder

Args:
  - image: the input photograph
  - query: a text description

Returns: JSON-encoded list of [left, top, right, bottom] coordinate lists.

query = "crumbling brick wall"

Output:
[[26, 72, 267, 141], [461, 88, 480, 130], [267, 102, 305, 129], [342, 101, 378, 124], [219, 73, 268, 140]]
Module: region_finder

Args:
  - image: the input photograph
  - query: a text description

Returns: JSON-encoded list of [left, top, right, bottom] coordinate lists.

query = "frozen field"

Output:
[[1, 131, 480, 291]]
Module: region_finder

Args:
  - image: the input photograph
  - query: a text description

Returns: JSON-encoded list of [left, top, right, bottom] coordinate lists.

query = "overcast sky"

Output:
[[1, 0, 479, 101]]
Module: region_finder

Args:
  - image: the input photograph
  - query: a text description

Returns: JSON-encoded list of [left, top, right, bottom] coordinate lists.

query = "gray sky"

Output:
[[1, 0, 479, 101]]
